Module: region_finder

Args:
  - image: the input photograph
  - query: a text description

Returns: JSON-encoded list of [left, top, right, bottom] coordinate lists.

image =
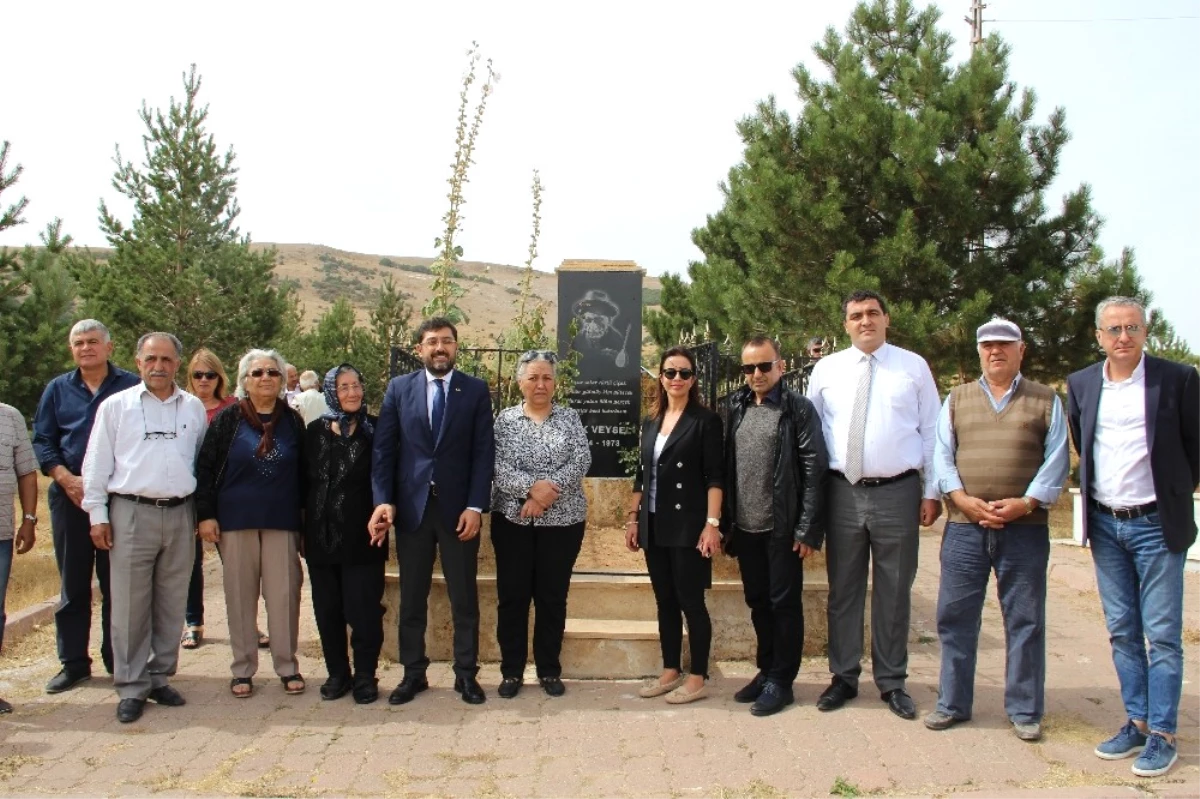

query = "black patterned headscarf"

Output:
[[322, 363, 373, 438]]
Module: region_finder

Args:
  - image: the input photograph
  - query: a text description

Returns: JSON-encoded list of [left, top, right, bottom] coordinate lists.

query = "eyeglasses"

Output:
[[740, 360, 779, 375], [249, 368, 283, 378], [661, 368, 695, 380], [141, 402, 178, 441], [520, 349, 558, 364], [1100, 324, 1143, 338], [192, 371, 218, 381], [336, 382, 364, 394]]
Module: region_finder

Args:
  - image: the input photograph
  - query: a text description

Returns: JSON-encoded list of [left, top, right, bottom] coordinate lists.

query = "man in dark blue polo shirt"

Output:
[[32, 319, 139, 693]]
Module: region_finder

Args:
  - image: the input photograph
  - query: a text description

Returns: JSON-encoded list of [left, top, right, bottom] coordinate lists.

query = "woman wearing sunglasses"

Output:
[[627, 346, 724, 704], [196, 349, 306, 698], [178, 349, 238, 650], [490, 350, 591, 698]]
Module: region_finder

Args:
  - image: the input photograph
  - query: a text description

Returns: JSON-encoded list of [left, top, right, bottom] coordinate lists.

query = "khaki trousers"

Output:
[[219, 529, 302, 678]]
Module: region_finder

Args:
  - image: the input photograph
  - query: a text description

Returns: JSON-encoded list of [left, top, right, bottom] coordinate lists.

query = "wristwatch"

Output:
[[706, 517, 721, 528], [22, 513, 37, 523]]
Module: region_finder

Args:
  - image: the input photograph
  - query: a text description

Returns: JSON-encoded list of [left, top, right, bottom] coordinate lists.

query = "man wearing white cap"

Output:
[[924, 317, 1068, 741]]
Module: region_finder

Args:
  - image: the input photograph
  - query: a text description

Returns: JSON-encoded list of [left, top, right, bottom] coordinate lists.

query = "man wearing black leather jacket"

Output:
[[723, 336, 828, 716]]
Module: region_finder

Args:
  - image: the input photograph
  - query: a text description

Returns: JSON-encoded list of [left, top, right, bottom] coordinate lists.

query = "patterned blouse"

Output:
[[492, 403, 591, 527]]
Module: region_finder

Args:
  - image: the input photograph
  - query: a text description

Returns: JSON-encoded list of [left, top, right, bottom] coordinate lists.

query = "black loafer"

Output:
[[454, 676, 486, 705], [45, 669, 91, 695], [497, 677, 522, 699], [0, 698, 13, 714], [116, 698, 145, 723], [734, 673, 767, 704], [320, 676, 352, 701], [750, 681, 794, 717], [816, 679, 858, 712], [147, 685, 186, 706], [883, 689, 916, 720], [352, 675, 379, 705], [388, 675, 428, 705], [539, 676, 565, 697]]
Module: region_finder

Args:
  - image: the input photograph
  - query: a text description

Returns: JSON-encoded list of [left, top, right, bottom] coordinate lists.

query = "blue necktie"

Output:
[[431, 378, 446, 439]]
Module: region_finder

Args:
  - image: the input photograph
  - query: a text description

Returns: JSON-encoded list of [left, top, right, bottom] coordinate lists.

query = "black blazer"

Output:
[[370, 370, 495, 534], [632, 402, 724, 548], [1067, 354, 1199, 553], [303, 416, 385, 566]]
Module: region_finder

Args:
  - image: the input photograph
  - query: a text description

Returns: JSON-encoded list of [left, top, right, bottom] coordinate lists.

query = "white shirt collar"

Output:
[[425, 369, 454, 386], [1102, 353, 1146, 386], [851, 341, 889, 361], [138, 383, 183, 403]]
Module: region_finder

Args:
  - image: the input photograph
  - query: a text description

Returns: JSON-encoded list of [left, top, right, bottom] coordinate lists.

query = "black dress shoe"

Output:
[[750, 681, 794, 717], [816, 679, 858, 712], [387, 675, 428, 705], [0, 698, 13, 714], [116, 698, 145, 723], [352, 675, 378, 705], [734, 672, 767, 704], [147, 685, 186, 706], [45, 669, 91, 694], [539, 676, 566, 697], [497, 677, 522, 699], [320, 676, 352, 701], [883, 689, 916, 720], [454, 676, 486, 705]]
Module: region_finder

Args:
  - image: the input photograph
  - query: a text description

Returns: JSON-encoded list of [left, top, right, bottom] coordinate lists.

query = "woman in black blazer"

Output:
[[626, 346, 724, 704]]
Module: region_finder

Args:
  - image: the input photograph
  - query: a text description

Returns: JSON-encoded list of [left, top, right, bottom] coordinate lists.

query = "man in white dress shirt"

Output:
[[82, 332, 207, 723], [806, 289, 942, 720]]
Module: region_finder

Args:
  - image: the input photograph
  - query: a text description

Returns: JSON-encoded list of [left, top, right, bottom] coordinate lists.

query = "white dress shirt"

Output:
[[1093, 354, 1156, 507], [82, 383, 208, 524], [807, 342, 941, 499]]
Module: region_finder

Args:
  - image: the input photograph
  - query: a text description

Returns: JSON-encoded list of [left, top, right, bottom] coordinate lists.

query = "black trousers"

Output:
[[185, 537, 204, 627], [643, 514, 712, 678], [49, 482, 111, 673], [396, 493, 480, 679], [491, 513, 585, 678], [308, 560, 385, 679], [736, 528, 805, 684]]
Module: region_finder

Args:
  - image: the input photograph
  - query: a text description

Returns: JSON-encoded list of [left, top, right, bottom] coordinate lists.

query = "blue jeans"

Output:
[[0, 539, 12, 651], [935, 521, 1049, 724], [1088, 509, 1186, 735]]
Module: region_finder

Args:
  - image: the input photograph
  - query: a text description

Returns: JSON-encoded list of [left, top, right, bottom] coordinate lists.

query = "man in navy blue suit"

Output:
[[369, 318, 496, 705], [1067, 296, 1199, 779]]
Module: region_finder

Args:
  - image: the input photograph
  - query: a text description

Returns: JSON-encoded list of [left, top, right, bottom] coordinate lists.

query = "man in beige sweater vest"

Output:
[[925, 318, 1069, 741]]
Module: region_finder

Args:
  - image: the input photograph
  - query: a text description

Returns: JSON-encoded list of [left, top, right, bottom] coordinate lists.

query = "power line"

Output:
[[988, 15, 1200, 23]]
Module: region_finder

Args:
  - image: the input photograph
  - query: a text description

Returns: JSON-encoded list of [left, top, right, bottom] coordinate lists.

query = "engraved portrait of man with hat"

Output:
[[570, 289, 630, 370]]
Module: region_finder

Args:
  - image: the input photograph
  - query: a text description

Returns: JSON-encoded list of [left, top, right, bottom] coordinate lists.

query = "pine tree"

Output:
[[71, 66, 293, 363], [648, 0, 1188, 383]]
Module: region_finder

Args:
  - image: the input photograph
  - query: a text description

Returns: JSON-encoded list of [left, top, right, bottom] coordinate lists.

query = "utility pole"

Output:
[[965, 0, 986, 49]]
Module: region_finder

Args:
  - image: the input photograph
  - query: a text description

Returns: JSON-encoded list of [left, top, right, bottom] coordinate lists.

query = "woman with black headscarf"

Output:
[[302, 364, 385, 704]]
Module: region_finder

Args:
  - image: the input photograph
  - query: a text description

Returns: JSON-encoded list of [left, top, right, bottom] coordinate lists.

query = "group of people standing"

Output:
[[624, 290, 1195, 781], [0, 291, 1194, 780]]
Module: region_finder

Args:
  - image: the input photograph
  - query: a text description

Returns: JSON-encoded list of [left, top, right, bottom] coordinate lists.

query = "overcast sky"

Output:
[[3, 0, 1197, 347]]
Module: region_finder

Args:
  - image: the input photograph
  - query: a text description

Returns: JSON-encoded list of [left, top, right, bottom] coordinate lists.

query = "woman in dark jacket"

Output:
[[302, 364, 385, 704], [196, 348, 306, 699], [626, 346, 724, 704]]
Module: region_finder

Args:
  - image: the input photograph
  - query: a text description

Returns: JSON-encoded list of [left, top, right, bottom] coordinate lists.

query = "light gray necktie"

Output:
[[843, 353, 875, 485]]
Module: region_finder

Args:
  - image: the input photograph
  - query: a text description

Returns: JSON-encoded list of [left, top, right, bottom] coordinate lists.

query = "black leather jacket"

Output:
[[722, 383, 828, 551]]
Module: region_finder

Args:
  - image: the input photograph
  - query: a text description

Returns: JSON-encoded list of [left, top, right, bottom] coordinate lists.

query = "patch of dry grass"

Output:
[[715, 780, 785, 799], [4, 476, 61, 615], [1047, 490, 1074, 539], [0, 754, 42, 781]]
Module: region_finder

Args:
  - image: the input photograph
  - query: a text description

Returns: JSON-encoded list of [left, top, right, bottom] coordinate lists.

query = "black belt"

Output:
[[112, 493, 191, 508], [832, 468, 918, 487], [1090, 498, 1157, 520]]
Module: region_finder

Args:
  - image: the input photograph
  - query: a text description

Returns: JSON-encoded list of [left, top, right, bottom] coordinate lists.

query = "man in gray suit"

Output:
[[81, 333, 207, 723]]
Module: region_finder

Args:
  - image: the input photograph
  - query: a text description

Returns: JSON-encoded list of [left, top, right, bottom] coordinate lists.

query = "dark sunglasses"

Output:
[[740, 360, 779, 375], [192, 371, 218, 381], [249, 368, 283, 378], [661, 368, 695, 380]]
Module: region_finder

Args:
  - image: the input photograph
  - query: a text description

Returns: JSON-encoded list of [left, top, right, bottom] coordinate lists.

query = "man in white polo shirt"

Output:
[[82, 332, 207, 723], [806, 289, 942, 720]]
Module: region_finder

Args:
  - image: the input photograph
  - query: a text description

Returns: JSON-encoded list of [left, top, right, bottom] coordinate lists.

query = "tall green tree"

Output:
[[648, 0, 1189, 383], [71, 65, 293, 364]]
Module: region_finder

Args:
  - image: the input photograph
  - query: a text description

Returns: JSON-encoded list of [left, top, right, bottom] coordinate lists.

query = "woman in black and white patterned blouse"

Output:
[[491, 350, 591, 699]]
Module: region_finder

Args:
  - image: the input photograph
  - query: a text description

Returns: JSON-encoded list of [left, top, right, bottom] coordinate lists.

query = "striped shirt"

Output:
[[0, 403, 37, 541]]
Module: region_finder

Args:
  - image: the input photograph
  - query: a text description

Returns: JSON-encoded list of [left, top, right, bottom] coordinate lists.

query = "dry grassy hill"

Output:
[[267, 243, 663, 347]]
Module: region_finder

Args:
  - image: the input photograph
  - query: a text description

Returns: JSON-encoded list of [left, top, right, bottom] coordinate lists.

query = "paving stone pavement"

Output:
[[1, 533, 1196, 798]]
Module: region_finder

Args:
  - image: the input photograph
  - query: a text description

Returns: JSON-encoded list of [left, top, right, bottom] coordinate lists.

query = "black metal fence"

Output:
[[390, 345, 528, 414], [688, 341, 814, 415]]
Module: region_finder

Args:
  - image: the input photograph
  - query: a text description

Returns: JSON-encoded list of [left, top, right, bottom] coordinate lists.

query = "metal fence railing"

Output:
[[688, 341, 814, 416], [389, 345, 528, 415]]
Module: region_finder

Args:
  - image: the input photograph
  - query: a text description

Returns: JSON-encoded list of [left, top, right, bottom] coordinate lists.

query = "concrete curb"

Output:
[[3, 594, 58, 642]]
